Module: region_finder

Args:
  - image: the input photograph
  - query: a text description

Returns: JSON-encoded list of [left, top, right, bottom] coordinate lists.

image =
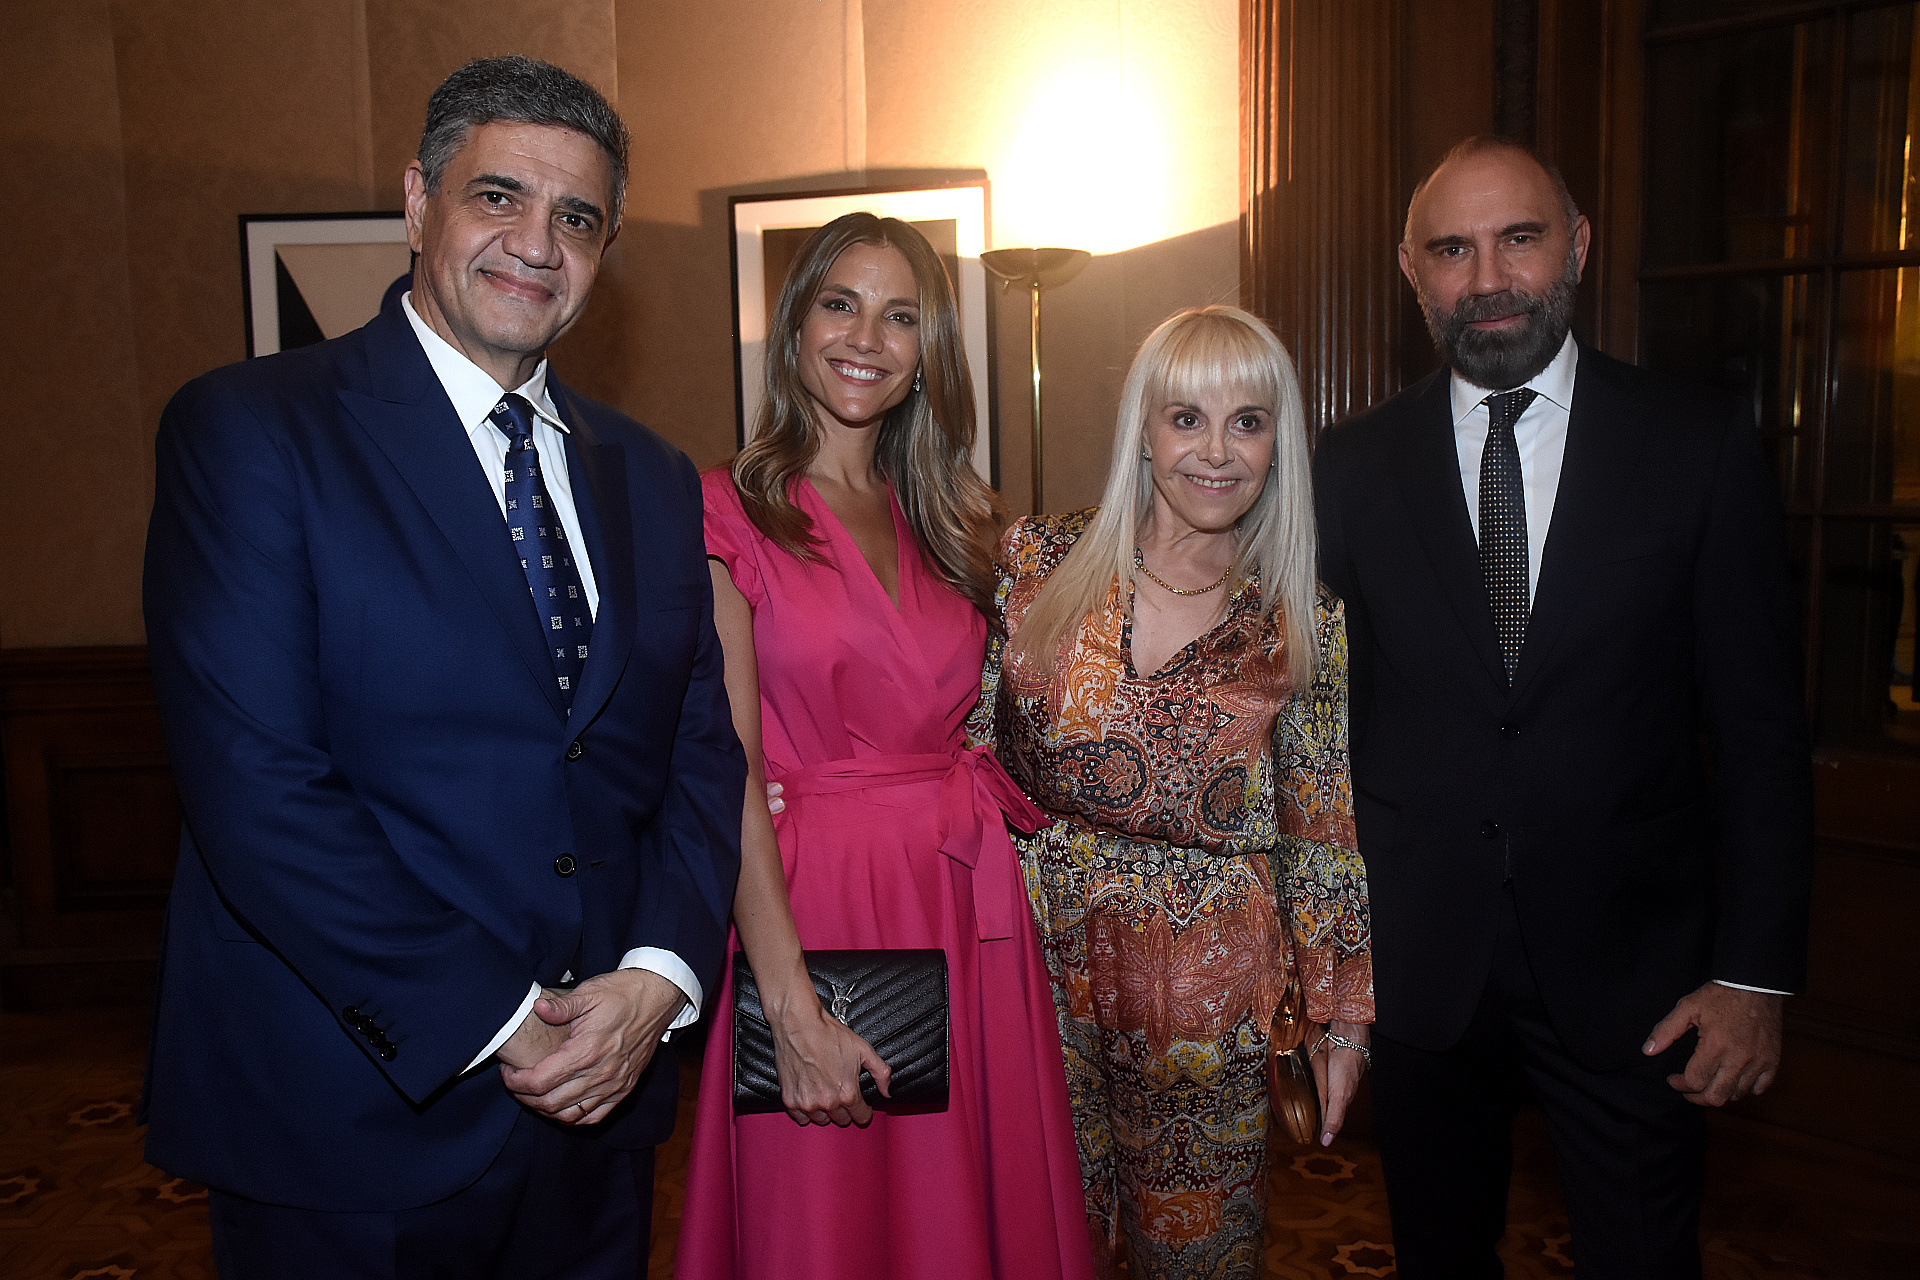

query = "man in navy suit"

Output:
[[1314, 138, 1813, 1276], [141, 57, 744, 1277]]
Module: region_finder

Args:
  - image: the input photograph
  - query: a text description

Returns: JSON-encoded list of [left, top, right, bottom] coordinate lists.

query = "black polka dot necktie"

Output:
[[490, 393, 592, 711], [1480, 387, 1537, 684]]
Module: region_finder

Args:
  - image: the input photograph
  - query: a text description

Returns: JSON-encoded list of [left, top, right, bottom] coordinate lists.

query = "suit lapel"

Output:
[[340, 308, 568, 721], [1511, 347, 1615, 701], [551, 379, 635, 730], [1387, 373, 1511, 690]]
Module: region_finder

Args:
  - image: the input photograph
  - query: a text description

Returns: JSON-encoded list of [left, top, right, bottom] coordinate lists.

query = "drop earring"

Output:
[[912, 369, 923, 393]]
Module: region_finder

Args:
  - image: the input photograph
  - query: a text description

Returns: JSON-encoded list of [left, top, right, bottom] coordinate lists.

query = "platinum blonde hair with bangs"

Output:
[[1008, 305, 1319, 687]]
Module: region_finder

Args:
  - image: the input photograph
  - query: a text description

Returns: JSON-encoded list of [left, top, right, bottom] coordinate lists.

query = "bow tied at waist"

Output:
[[773, 746, 1049, 941]]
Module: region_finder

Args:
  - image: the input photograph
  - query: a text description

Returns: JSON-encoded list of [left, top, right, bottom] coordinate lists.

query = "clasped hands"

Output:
[[494, 968, 688, 1125]]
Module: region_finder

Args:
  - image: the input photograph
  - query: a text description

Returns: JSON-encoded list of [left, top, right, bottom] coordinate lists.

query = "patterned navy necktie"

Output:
[[1480, 387, 1538, 684], [489, 393, 591, 711]]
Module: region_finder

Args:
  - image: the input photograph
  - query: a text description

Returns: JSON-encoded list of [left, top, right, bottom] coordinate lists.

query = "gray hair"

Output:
[[1402, 135, 1582, 247], [417, 56, 630, 221]]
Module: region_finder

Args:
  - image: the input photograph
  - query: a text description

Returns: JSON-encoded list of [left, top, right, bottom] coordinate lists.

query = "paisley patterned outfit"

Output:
[[970, 510, 1373, 1280]]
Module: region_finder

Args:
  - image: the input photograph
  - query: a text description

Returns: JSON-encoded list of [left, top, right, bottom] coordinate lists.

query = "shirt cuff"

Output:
[[1712, 979, 1791, 996], [620, 947, 703, 1038], [467, 982, 542, 1073]]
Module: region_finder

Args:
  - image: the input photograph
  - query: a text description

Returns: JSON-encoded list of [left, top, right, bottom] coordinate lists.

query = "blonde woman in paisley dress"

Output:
[[970, 306, 1375, 1279]]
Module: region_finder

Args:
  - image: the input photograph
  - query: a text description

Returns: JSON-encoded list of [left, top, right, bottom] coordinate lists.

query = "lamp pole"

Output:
[[980, 248, 1091, 515]]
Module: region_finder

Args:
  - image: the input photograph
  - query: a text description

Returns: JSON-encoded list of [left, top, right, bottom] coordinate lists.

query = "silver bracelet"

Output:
[[1313, 1031, 1372, 1066]]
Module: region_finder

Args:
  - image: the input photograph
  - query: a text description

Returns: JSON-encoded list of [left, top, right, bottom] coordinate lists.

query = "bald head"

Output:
[[1403, 137, 1582, 249], [1398, 138, 1591, 389]]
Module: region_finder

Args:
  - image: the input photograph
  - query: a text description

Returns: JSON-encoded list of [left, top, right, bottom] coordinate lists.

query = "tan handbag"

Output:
[[1266, 978, 1321, 1147]]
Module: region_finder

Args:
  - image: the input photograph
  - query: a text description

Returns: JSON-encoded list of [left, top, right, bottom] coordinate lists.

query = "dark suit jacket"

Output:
[[140, 296, 745, 1211], [1313, 344, 1813, 1070]]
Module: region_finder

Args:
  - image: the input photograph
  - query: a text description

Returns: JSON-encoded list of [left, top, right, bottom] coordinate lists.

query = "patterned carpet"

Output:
[[4, 1005, 1914, 1279]]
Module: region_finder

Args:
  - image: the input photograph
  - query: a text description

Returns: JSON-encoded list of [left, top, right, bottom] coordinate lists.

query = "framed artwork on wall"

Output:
[[241, 213, 411, 357], [728, 182, 994, 482]]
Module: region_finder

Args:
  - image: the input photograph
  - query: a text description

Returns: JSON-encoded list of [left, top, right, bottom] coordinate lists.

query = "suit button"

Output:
[[554, 854, 578, 877], [378, 1045, 397, 1062], [565, 740, 584, 761], [1480, 820, 1500, 840], [342, 1006, 365, 1028], [1499, 724, 1521, 740]]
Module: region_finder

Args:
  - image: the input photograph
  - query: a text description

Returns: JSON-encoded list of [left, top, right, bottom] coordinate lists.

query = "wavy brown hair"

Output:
[[731, 212, 1004, 615]]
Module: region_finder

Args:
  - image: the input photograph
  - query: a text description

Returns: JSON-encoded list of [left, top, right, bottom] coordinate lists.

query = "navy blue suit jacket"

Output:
[[1314, 346, 1813, 1070], [140, 297, 745, 1211]]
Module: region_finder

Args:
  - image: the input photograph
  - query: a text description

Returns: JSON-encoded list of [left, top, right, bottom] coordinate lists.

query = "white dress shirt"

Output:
[[1447, 332, 1784, 999], [1450, 333, 1578, 604], [400, 296, 704, 1067]]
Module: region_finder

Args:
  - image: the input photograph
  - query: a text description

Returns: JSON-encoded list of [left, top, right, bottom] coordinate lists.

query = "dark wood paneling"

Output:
[[49, 753, 180, 912], [1242, 0, 1406, 435], [1494, 0, 1542, 141], [1536, 0, 1612, 350], [1, 647, 177, 1009], [1813, 751, 1920, 852]]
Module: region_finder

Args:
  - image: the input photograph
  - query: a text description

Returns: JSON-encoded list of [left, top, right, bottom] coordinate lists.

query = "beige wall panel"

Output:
[[364, 0, 619, 209], [551, 0, 851, 468], [865, 0, 1239, 515], [109, 0, 374, 459], [0, 2, 146, 647]]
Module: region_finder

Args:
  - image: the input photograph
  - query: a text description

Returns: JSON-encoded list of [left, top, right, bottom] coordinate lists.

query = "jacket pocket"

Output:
[[1591, 527, 1691, 566]]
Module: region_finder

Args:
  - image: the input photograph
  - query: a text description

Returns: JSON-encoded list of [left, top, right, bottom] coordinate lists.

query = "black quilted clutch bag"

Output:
[[731, 948, 950, 1115]]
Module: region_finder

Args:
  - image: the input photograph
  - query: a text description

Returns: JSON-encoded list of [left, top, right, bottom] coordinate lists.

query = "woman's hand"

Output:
[[1308, 1019, 1370, 1147], [765, 986, 893, 1127], [707, 561, 885, 1126]]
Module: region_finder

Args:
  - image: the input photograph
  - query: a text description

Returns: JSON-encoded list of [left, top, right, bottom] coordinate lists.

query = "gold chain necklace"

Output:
[[1135, 550, 1233, 596]]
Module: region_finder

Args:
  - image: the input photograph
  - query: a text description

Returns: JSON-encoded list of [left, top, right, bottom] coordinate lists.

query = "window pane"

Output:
[[1830, 268, 1920, 505], [1842, 5, 1920, 255], [1641, 274, 1818, 504], [1815, 520, 1920, 753], [1645, 19, 1834, 267]]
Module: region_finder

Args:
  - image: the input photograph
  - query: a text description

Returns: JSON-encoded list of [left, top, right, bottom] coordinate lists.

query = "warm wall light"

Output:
[[981, 247, 1092, 514], [993, 70, 1172, 254], [982, 3, 1238, 258]]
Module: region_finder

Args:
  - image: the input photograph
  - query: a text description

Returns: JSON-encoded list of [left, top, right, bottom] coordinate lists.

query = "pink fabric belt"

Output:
[[773, 745, 1050, 941]]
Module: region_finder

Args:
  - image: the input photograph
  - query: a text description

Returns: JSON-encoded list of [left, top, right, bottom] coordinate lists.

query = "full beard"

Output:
[[1421, 255, 1580, 390]]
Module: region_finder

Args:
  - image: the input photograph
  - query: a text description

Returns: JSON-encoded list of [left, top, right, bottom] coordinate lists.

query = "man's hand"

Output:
[[1643, 982, 1783, 1106], [499, 968, 688, 1124], [494, 995, 569, 1070]]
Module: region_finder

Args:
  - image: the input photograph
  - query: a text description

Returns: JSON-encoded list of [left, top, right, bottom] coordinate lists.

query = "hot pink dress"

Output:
[[676, 471, 1093, 1280]]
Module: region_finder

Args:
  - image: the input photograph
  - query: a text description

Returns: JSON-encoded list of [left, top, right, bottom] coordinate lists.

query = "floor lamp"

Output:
[[980, 248, 1091, 515]]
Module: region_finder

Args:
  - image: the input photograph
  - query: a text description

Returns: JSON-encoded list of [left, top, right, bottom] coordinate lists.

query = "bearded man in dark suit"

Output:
[[1312, 136, 1813, 1278], [140, 57, 744, 1278]]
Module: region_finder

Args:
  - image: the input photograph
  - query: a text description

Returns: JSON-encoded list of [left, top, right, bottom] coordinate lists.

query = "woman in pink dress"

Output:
[[676, 212, 1093, 1280]]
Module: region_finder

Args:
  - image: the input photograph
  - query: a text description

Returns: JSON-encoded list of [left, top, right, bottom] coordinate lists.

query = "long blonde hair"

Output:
[[1007, 306, 1318, 686], [731, 212, 1003, 615]]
